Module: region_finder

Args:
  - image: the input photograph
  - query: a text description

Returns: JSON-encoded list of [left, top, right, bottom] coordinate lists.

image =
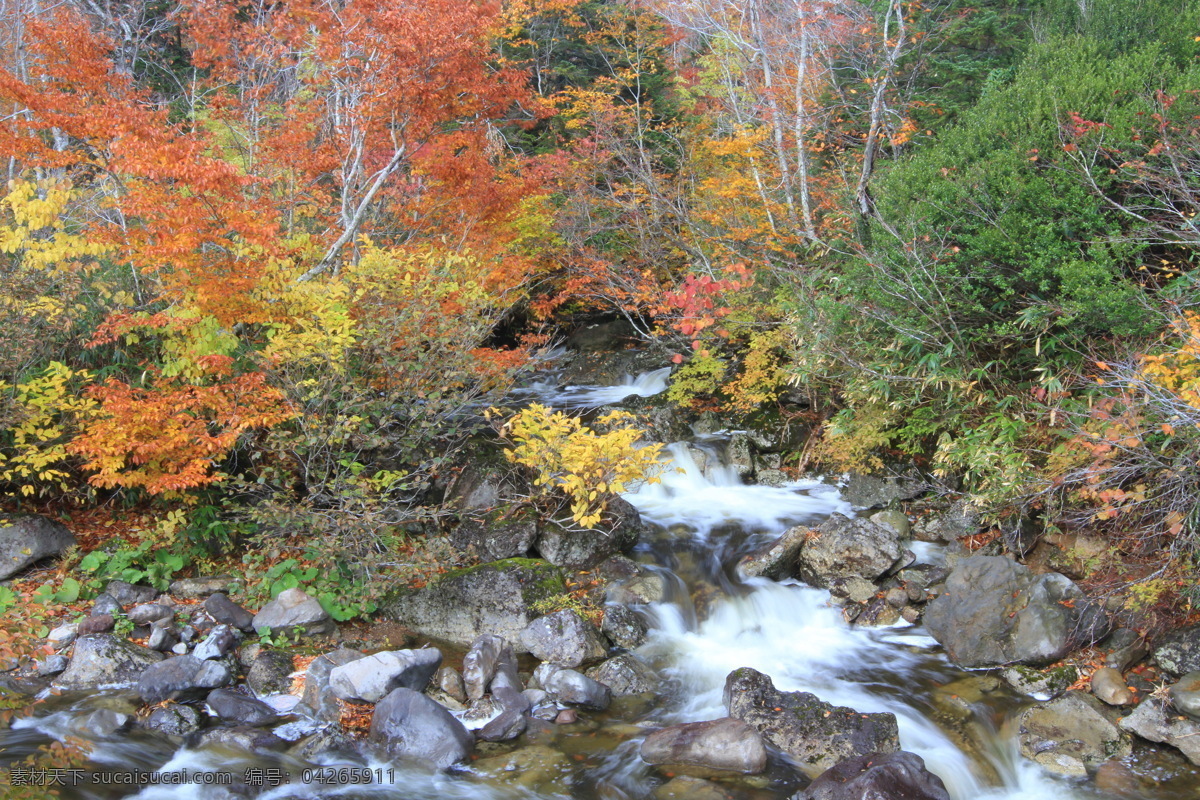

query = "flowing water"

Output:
[[3, 368, 1197, 799]]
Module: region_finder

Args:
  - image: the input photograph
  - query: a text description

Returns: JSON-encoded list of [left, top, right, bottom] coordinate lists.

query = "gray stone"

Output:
[[206, 687, 280, 727], [736, 525, 808, 581], [329, 648, 442, 703], [451, 511, 538, 562], [251, 588, 334, 637], [0, 514, 75, 580], [191, 726, 287, 753], [91, 594, 121, 617], [247, 650, 295, 697], [36, 655, 69, 676], [1120, 695, 1200, 765], [192, 624, 239, 660], [602, 604, 648, 649], [47, 623, 78, 650], [1091, 667, 1134, 706], [462, 634, 510, 701], [204, 593, 254, 631], [924, 556, 1110, 668], [436, 666, 468, 703], [535, 521, 639, 570], [795, 750, 951, 800], [127, 603, 173, 626], [639, 718, 767, 774], [832, 470, 928, 511], [73, 709, 131, 738], [829, 577, 880, 605], [535, 663, 611, 710], [104, 580, 157, 606], [796, 514, 903, 588], [1016, 691, 1131, 777], [478, 706, 527, 742], [147, 626, 178, 652], [1103, 628, 1148, 672], [1001, 664, 1079, 698], [870, 509, 912, 540], [1154, 624, 1200, 677], [912, 500, 981, 543], [143, 703, 202, 736], [654, 776, 727, 800], [383, 558, 565, 650], [301, 648, 365, 722], [136, 654, 232, 704], [54, 634, 164, 690], [724, 667, 900, 779], [1168, 671, 1200, 721], [369, 687, 474, 769], [169, 576, 239, 600], [605, 571, 669, 605], [171, 643, 188, 655], [585, 654, 657, 696], [520, 610, 608, 668]]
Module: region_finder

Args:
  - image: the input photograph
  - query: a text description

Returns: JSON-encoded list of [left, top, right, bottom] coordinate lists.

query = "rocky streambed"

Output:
[[3, 354, 1200, 800]]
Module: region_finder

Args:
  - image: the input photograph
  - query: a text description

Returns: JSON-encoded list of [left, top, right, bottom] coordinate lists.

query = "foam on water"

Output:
[[516, 367, 672, 409]]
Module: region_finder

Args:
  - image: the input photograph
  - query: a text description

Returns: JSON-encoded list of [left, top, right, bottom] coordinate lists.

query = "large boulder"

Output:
[[534, 497, 643, 569], [328, 648, 442, 703], [0, 514, 75, 580], [137, 655, 232, 704], [301, 648, 365, 721], [794, 751, 951, 800], [1153, 624, 1200, 677], [53, 634, 164, 691], [251, 588, 334, 636], [369, 687, 474, 770], [384, 558, 565, 650], [828, 470, 928, 512], [1119, 696, 1200, 766], [520, 610, 608, 668], [795, 514, 903, 588], [450, 510, 538, 562], [924, 556, 1109, 668], [736, 525, 808, 581], [724, 667, 900, 778], [639, 718, 767, 775], [1016, 691, 1130, 777]]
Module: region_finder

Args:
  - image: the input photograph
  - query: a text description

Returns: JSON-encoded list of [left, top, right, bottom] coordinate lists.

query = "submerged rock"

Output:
[[1119, 696, 1200, 766], [54, 634, 164, 691], [639, 718, 768, 774], [724, 667, 900, 778], [520, 609, 608, 668], [924, 556, 1109, 668], [793, 750, 951, 800], [368, 687, 474, 769], [1016, 691, 1130, 777], [0, 514, 75, 580]]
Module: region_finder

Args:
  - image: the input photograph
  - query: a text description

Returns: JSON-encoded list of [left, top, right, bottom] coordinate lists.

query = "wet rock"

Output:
[[105, 580, 158, 606], [147, 626, 178, 652], [832, 470, 928, 512], [520, 610, 608, 668], [555, 708, 578, 724], [869, 509, 911, 539], [1091, 667, 1134, 706], [462, 633, 510, 700], [1001, 664, 1078, 699], [73, 709, 131, 738], [206, 687, 280, 727], [924, 556, 1109, 668], [450, 510, 539, 562], [54, 634, 164, 690], [653, 775, 726, 800], [794, 750, 951, 800], [192, 624, 239, 660], [478, 706, 527, 742], [535, 664, 612, 710], [795, 514, 903, 588], [913, 500, 981, 543], [828, 577, 879, 605], [191, 726, 287, 753], [204, 593, 254, 632], [47, 623, 78, 650], [1119, 696, 1200, 765], [585, 653, 657, 696], [36, 654, 69, 676], [1153, 624, 1200, 677], [143, 703, 202, 736], [602, 604, 648, 649], [251, 588, 334, 637], [369, 687, 474, 769], [329, 647, 442, 703], [724, 667, 900, 778], [383, 558, 565, 650], [639, 717, 767, 774], [605, 571, 669, 605], [169, 576, 239, 600], [78, 614, 115, 635], [1168, 671, 1200, 720], [0, 514, 75, 580], [436, 666, 468, 704], [300, 647, 365, 721], [1103, 628, 1148, 672], [854, 597, 902, 627], [1016, 691, 1131, 777], [136, 654, 232, 704], [535, 514, 640, 569], [246, 650, 295, 697], [736, 524, 808, 581], [289, 724, 356, 761], [473, 744, 575, 792], [1093, 760, 1143, 797]]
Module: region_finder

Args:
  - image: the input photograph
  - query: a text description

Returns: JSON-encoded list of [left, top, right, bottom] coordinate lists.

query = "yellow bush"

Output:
[[0, 362, 98, 497]]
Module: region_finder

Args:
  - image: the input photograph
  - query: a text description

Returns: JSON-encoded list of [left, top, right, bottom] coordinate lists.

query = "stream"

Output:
[[2, 367, 1197, 799]]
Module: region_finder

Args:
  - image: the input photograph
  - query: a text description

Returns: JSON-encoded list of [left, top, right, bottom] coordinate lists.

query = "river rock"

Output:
[[605, 571, 669, 605], [127, 603, 173, 626], [724, 667, 900, 778], [90, 593, 121, 616], [601, 604, 648, 649], [869, 509, 912, 539], [639, 718, 767, 774], [451, 510, 539, 562], [0, 514, 75, 580], [301, 648, 366, 721], [1016, 691, 1130, 777], [1153, 624, 1200, 676], [143, 703, 202, 736], [251, 588, 334, 636], [794, 750, 951, 800], [535, 663, 612, 710], [462, 634, 510, 701], [204, 593, 255, 631], [736, 524, 808, 581], [206, 687, 280, 727], [192, 624, 239, 660], [1000, 664, 1078, 698], [47, 623, 79, 650], [329, 648, 442, 703], [247, 650, 295, 697], [72, 709, 131, 738], [833, 470, 928, 511], [104, 580, 157, 606], [520, 609, 608, 668], [1168, 671, 1200, 720], [795, 514, 903, 588], [384, 558, 565, 650], [78, 614, 115, 634], [1091, 667, 1134, 706], [924, 556, 1109, 668], [535, 508, 641, 570], [913, 500, 981, 543], [191, 725, 287, 753], [1120, 695, 1200, 765], [369, 687, 474, 769], [169, 576, 239, 599], [654, 775, 727, 800], [54, 634, 164, 690], [473, 744, 575, 792], [586, 653, 657, 696], [36, 654, 69, 676], [137, 654, 232, 703], [1103, 628, 1148, 672], [478, 705, 528, 742]]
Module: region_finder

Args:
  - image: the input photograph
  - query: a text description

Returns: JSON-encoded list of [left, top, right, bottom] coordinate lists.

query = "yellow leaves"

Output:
[[501, 403, 665, 529], [0, 178, 109, 275], [1140, 312, 1200, 412]]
